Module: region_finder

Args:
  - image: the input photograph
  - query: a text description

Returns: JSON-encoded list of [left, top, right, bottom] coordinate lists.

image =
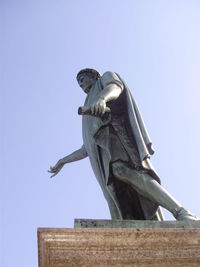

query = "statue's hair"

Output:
[[76, 68, 101, 81]]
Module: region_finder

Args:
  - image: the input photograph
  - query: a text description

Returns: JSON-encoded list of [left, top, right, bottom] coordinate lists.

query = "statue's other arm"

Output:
[[90, 71, 124, 117], [48, 145, 88, 178]]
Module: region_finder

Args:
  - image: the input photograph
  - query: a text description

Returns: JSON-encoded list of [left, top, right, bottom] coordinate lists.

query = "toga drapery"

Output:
[[82, 71, 163, 220]]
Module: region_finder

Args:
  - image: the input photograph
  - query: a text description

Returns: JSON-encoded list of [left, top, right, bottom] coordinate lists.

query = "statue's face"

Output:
[[78, 74, 96, 94]]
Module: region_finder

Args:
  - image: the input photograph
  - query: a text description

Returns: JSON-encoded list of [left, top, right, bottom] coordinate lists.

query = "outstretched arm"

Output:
[[48, 145, 88, 178]]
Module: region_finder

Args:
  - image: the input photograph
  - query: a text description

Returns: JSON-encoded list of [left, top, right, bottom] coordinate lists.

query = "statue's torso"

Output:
[[82, 79, 141, 184]]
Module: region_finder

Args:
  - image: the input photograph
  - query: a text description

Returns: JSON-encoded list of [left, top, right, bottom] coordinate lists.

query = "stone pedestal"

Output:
[[38, 220, 200, 267]]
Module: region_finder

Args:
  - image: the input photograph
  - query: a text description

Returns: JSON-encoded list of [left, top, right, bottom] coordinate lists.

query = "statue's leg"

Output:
[[112, 161, 199, 221]]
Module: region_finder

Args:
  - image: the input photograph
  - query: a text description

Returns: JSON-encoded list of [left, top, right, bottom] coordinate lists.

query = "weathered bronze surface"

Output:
[[49, 69, 198, 221]]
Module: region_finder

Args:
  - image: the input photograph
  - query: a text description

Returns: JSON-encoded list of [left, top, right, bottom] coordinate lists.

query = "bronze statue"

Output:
[[49, 69, 198, 221]]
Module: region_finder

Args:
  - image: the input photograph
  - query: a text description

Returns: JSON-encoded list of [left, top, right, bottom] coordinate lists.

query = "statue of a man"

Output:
[[49, 69, 198, 221]]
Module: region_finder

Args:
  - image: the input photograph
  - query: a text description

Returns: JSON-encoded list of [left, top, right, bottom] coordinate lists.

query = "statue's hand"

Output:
[[48, 159, 65, 178], [90, 98, 106, 117]]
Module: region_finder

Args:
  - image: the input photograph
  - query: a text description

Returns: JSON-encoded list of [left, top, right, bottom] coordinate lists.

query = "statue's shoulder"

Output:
[[101, 71, 123, 88], [101, 71, 119, 79]]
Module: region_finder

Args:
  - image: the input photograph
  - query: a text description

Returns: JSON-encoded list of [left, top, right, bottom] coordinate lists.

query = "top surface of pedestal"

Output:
[[74, 218, 200, 228]]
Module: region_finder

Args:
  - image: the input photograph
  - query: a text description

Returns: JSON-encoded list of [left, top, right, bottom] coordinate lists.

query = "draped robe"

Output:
[[82, 71, 163, 220]]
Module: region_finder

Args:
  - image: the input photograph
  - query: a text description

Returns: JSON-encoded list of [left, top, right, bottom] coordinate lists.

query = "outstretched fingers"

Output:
[[50, 171, 59, 178], [48, 166, 56, 173], [48, 166, 59, 177]]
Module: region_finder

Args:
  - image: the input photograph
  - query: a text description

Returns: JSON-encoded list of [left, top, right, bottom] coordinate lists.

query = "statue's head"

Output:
[[76, 68, 101, 93]]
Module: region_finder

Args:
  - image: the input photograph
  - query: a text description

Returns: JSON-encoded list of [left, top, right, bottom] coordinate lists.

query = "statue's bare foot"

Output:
[[174, 207, 199, 221]]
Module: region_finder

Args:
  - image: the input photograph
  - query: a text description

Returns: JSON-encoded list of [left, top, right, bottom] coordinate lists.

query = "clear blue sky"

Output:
[[1, 1, 200, 266]]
